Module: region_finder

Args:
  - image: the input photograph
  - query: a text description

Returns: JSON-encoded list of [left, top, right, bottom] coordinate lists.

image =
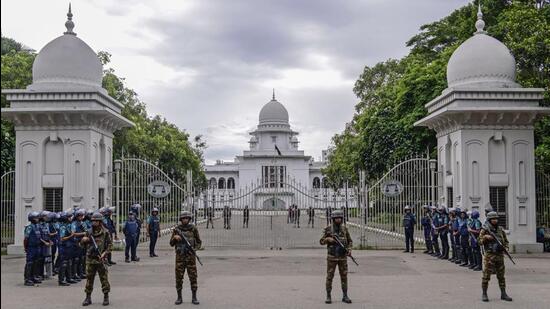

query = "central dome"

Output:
[[28, 6, 103, 92], [446, 6, 518, 89], [259, 98, 289, 126]]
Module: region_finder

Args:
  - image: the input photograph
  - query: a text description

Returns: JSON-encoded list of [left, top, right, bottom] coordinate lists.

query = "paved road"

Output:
[[2, 238, 549, 309]]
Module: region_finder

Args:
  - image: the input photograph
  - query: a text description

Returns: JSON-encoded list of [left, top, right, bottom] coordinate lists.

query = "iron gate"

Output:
[[1, 171, 15, 248]]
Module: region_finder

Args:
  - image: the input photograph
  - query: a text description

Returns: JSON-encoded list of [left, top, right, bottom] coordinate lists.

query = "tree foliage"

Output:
[[324, 0, 550, 183], [1, 39, 207, 187]]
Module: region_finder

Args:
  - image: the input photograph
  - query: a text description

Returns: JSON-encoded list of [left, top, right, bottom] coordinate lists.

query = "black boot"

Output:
[[82, 293, 92, 306], [32, 261, 42, 283], [482, 285, 489, 302], [325, 289, 332, 304], [175, 289, 182, 305], [24, 263, 34, 286], [103, 293, 110, 306], [342, 288, 352, 304], [191, 289, 200, 305], [58, 261, 70, 286], [500, 288, 512, 301]]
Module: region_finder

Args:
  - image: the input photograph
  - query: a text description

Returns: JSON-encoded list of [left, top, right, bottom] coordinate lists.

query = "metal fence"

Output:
[[1, 171, 15, 248], [536, 171, 550, 228]]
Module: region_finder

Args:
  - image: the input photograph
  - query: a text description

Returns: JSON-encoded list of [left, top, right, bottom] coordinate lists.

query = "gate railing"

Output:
[[1, 171, 15, 248], [536, 171, 550, 229]]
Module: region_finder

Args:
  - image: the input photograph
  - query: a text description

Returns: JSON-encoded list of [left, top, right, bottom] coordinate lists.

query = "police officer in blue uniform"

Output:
[[429, 205, 441, 257], [458, 208, 471, 267], [434, 206, 450, 259], [421, 205, 433, 254], [147, 207, 161, 257], [469, 210, 482, 271], [24, 211, 46, 286], [40, 211, 57, 279], [101, 206, 117, 265], [402, 205, 416, 253], [449, 208, 461, 263], [52, 212, 62, 275], [71, 209, 88, 280], [57, 211, 78, 285], [123, 211, 140, 262]]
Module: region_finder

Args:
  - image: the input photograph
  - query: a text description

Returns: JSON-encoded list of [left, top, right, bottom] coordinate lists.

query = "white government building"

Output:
[[203, 93, 339, 210]]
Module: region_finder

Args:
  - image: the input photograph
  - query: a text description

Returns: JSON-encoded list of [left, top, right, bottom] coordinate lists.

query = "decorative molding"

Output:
[[469, 196, 481, 203], [517, 196, 528, 203]]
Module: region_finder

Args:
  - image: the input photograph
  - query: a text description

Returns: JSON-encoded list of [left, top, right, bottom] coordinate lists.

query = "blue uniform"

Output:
[[458, 217, 471, 265], [123, 219, 139, 261], [468, 218, 482, 270], [434, 212, 450, 259], [420, 214, 433, 253], [147, 215, 160, 256], [71, 220, 87, 278], [402, 213, 416, 252], [450, 216, 460, 261]]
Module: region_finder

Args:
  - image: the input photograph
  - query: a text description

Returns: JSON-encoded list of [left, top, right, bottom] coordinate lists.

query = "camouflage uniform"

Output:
[[478, 213, 512, 302], [170, 222, 202, 292], [320, 214, 352, 303], [82, 226, 112, 296]]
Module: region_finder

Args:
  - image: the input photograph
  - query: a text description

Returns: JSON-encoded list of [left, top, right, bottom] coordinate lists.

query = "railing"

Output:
[[1, 171, 15, 248]]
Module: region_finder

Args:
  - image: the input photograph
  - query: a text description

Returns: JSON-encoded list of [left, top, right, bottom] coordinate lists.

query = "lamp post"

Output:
[[113, 159, 122, 239], [429, 159, 437, 207]]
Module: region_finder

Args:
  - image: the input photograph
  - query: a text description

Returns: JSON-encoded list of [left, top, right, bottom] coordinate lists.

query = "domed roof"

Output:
[[259, 92, 289, 126], [28, 5, 103, 92], [446, 5, 519, 89]]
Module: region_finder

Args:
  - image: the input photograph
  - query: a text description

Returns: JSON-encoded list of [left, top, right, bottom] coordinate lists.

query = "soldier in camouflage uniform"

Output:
[[170, 211, 202, 305], [320, 210, 352, 304], [81, 212, 112, 306], [478, 211, 512, 302]]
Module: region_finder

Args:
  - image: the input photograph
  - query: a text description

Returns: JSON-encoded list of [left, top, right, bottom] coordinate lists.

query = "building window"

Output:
[[43, 188, 63, 212], [490, 187, 508, 229], [262, 166, 286, 188], [313, 177, 320, 189], [218, 177, 226, 189], [227, 177, 235, 189], [209, 178, 217, 189], [447, 187, 453, 209], [98, 188, 105, 208]]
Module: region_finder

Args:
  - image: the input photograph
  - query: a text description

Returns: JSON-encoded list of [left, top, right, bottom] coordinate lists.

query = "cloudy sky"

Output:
[[2, 0, 469, 164]]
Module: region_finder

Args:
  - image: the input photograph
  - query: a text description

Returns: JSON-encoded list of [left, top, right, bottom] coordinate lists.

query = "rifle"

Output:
[[87, 228, 108, 268], [332, 234, 359, 266], [484, 227, 516, 265], [173, 227, 203, 266]]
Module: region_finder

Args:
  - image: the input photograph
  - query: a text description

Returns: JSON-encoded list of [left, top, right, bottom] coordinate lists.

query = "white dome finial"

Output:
[[64, 3, 76, 35], [475, 2, 486, 34], [272, 88, 276, 101]]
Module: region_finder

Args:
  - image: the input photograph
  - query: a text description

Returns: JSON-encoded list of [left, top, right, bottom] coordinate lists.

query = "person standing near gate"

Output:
[[479, 211, 512, 302], [147, 207, 161, 257], [170, 211, 202, 305], [206, 206, 214, 229], [402, 205, 416, 253], [71, 209, 88, 280], [80, 212, 112, 306], [325, 206, 332, 226], [123, 212, 140, 263], [430, 205, 441, 257], [243, 205, 250, 228], [223, 205, 232, 229], [23, 211, 45, 286], [320, 210, 353, 304], [298, 205, 302, 224], [449, 208, 460, 263], [436, 206, 450, 259], [420, 205, 433, 254], [101, 207, 117, 265], [468, 210, 482, 271], [307, 206, 315, 228]]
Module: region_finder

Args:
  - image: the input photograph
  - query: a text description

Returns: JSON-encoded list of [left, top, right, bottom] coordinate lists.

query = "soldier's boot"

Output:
[[342, 289, 352, 304], [82, 293, 92, 306], [325, 289, 332, 304], [175, 289, 183, 305], [500, 288, 512, 301], [482, 285, 489, 302], [24, 263, 35, 286], [103, 293, 110, 306], [191, 289, 200, 305]]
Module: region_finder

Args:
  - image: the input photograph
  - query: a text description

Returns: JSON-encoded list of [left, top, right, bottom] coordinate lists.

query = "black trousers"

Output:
[[404, 228, 414, 252], [149, 233, 158, 255]]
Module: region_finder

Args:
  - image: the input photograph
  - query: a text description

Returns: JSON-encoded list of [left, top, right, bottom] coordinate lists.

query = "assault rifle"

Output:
[[484, 227, 516, 265], [332, 234, 359, 266], [87, 228, 108, 268], [173, 227, 203, 266]]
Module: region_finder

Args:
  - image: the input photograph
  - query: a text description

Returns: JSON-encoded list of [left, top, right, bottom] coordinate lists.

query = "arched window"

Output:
[[227, 177, 235, 189], [322, 178, 330, 189], [218, 177, 226, 189], [313, 177, 320, 189], [209, 178, 217, 189]]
